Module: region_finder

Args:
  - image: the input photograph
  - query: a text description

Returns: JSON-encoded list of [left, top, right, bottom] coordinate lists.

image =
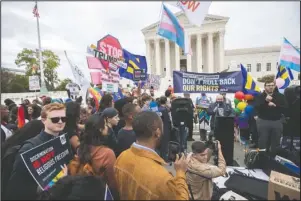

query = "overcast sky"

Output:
[[1, 1, 300, 80]]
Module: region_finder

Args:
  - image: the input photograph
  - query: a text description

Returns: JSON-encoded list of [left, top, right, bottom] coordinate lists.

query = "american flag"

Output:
[[32, 2, 39, 18]]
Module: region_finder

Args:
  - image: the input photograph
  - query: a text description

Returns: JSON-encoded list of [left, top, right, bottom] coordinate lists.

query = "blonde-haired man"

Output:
[[5, 103, 67, 200]]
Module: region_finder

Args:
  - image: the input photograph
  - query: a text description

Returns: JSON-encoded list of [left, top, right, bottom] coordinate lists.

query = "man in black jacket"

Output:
[[207, 95, 232, 132], [5, 103, 67, 200], [184, 93, 195, 141], [254, 81, 288, 154]]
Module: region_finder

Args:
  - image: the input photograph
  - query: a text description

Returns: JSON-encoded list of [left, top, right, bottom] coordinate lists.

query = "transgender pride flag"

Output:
[[279, 37, 300, 72], [157, 4, 191, 55]]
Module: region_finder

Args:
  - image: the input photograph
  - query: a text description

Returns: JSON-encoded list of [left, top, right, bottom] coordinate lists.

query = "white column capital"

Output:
[[207, 32, 213, 38], [219, 30, 225, 37]]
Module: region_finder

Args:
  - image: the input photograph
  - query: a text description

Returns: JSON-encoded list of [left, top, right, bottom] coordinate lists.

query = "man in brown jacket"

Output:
[[114, 111, 189, 200], [186, 141, 226, 200]]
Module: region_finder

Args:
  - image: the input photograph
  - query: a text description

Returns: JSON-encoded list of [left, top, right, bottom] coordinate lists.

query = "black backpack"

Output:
[[1, 138, 40, 198]]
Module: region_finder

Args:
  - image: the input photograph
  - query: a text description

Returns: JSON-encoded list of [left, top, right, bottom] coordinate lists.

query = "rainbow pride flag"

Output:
[[43, 169, 65, 190], [88, 87, 103, 110]]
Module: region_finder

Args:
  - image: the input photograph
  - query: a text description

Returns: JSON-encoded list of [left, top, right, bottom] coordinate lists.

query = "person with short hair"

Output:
[[186, 141, 226, 200], [220, 92, 232, 106], [114, 111, 189, 200], [116, 103, 141, 156], [254, 81, 288, 154], [5, 103, 67, 200]]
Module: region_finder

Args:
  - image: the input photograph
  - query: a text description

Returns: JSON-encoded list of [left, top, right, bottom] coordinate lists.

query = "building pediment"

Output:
[[141, 12, 229, 34]]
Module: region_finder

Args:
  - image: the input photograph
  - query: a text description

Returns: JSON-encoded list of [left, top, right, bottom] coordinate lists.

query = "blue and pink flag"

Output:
[[157, 4, 191, 55], [279, 37, 300, 72]]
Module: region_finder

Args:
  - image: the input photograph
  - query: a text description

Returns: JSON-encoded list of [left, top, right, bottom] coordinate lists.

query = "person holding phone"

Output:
[[114, 111, 189, 200], [186, 141, 226, 200]]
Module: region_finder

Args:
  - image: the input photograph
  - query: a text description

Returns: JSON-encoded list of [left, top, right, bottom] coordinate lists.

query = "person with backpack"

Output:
[[68, 114, 118, 199], [4, 103, 67, 200]]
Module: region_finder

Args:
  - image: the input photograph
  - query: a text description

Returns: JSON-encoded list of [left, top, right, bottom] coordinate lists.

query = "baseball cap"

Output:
[[101, 108, 118, 118]]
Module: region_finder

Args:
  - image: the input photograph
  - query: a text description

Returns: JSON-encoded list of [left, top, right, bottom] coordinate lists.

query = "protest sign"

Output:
[[133, 69, 147, 81], [144, 74, 161, 90], [20, 133, 73, 191], [96, 34, 125, 71], [29, 75, 40, 91], [66, 82, 80, 96], [173, 71, 243, 93]]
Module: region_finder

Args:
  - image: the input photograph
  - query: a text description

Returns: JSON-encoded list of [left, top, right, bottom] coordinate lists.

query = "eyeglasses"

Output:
[[49, 117, 67, 123], [266, 85, 275, 87]]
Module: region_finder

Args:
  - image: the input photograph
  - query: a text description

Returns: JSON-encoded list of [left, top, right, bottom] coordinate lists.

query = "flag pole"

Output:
[[35, 1, 47, 94]]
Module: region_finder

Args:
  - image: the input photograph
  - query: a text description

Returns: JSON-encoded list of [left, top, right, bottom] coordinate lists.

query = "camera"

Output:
[[205, 132, 219, 165]]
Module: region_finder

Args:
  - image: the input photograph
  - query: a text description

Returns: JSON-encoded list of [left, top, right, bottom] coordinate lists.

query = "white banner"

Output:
[[166, 1, 211, 27], [29, 75, 40, 91]]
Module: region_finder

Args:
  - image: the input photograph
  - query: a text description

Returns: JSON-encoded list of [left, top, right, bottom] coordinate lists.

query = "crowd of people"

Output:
[[0, 79, 290, 200]]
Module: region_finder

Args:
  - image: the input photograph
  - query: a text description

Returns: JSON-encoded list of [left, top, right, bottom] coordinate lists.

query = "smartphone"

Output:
[[168, 141, 181, 162]]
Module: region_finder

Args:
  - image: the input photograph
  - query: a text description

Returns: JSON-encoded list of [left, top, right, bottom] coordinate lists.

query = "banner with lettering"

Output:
[[173, 71, 243, 93], [20, 133, 73, 191]]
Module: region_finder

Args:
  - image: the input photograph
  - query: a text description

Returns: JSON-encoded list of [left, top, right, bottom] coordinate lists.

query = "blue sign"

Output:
[[173, 71, 243, 93]]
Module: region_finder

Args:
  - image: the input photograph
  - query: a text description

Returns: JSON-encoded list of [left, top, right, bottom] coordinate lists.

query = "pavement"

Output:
[[165, 123, 247, 175]]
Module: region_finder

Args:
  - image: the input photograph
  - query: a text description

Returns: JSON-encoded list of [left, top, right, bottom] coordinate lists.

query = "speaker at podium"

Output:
[[214, 116, 235, 166]]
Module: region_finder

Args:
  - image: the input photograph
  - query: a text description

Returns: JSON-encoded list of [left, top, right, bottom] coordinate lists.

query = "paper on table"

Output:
[[213, 166, 269, 189]]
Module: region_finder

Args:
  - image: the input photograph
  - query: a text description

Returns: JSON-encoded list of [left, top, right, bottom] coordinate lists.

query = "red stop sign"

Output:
[[97, 34, 123, 71]]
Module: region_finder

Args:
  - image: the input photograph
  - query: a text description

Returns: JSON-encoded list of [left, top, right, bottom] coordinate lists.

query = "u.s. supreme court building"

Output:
[[141, 12, 299, 93], [142, 12, 228, 78]]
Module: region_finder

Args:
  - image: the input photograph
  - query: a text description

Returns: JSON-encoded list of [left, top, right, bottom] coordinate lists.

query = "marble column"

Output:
[[175, 44, 180, 71], [207, 32, 214, 73], [219, 30, 225, 72], [186, 34, 192, 72], [145, 39, 152, 74], [164, 39, 171, 77], [155, 39, 161, 75], [197, 34, 203, 73]]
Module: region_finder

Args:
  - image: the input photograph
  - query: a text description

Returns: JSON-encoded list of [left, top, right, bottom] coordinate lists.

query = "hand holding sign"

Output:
[[21, 133, 72, 190], [60, 164, 68, 178]]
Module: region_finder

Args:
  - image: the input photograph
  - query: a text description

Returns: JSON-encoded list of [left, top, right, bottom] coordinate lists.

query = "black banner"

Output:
[[20, 133, 73, 190]]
